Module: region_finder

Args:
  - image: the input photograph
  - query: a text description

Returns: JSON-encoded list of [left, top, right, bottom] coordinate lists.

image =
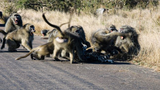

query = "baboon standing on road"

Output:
[[42, 13, 86, 64]]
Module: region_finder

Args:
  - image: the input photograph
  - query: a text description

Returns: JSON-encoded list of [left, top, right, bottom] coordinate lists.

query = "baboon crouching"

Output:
[[0, 23, 35, 51], [16, 42, 54, 60]]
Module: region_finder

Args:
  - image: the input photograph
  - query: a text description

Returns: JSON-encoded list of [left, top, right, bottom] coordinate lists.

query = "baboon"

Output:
[[107, 24, 118, 32], [65, 25, 90, 47], [0, 23, 35, 51], [90, 25, 131, 55], [16, 42, 54, 60], [5, 13, 23, 33], [42, 13, 86, 64], [41, 29, 49, 36], [46, 22, 70, 42], [115, 25, 140, 59], [1, 13, 23, 49]]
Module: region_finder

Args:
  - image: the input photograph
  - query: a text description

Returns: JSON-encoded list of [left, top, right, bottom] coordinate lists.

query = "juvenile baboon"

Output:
[[115, 25, 140, 59], [16, 42, 54, 60], [42, 13, 86, 64], [0, 23, 35, 51], [90, 25, 131, 55]]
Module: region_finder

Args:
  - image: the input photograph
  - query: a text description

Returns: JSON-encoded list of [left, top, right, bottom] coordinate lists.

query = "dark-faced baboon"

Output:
[[1, 13, 23, 49], [41, 29, 49, 36], [0, 23, 35, 51], [42, 13, 86, 64], [16, 42, 54, 60], [115, 25, 140, 59], [5, 13, 23, 33], [90, 25, 131, 55]]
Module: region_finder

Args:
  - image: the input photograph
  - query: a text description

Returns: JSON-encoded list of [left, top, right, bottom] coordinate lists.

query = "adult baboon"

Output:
[[90, 25, 131, 55], [16, 42, 54, 60], [115, 25, 140, 59], [42, 13, 86, 64], [5, 13, 23, 33], [0, 23, 35, 51], [65, 25, 90, 47], [1, 13, 23, 49]]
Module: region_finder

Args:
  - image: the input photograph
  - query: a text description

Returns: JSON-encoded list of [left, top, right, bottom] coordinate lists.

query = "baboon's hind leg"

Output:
[[7, 40, 20, 51]]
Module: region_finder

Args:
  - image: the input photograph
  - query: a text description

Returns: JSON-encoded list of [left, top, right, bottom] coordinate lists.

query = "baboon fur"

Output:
[[90, 25, 131, 55], [42, 13, 86, 64], [5, 13, 23, 33], [114, 25, 140, 60], [0, 23, 35, 51], [16, 42, 54, 60], [1, 13, 23, 49]]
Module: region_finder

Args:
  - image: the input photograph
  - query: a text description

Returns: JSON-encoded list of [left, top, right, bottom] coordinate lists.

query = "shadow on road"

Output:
[[0, 24, 5, 27]]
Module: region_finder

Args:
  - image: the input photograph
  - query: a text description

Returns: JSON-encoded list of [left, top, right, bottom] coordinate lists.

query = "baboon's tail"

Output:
[[15, 49, 35, 60], [1, 37, 5, 49], [0, 29, 7, 35], [42, 13, 64, 36]]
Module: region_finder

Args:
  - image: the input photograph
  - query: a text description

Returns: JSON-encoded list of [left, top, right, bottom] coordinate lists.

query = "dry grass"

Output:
[[1, 6, 160, 71]]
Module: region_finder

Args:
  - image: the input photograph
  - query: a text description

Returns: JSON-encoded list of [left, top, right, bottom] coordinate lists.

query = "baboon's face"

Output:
[[24, 24, 36, 35], [108, 25, 117, 32], [11, 13, 22, 25], [119, 25, 138, 40], [29, 25, 36, 35]]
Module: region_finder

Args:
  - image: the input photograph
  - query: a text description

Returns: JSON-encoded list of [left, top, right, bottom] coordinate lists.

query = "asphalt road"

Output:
[[0, 26, 160, 90]]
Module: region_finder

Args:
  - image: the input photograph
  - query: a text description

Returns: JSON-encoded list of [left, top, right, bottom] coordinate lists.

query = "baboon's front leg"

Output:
[[69, 50, 74, 64], [21, 40, 32, 51]]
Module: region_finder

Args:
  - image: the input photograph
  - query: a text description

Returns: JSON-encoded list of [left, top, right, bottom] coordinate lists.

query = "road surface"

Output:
[[0, 26, 160, 90]]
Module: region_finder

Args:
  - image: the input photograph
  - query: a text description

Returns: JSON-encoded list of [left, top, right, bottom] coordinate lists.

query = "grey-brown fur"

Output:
[[115, 25, 140, 59], [0, 23, 35, 51], [16, 42, 54, 60], [90, 26, 131, 55], [1, 13, 23, 49], [42, 13, 86, 64]]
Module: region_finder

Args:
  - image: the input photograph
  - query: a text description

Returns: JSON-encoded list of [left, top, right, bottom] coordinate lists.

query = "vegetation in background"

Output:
[[2, 0, 159, 14], [1, 0, 160, 71]]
